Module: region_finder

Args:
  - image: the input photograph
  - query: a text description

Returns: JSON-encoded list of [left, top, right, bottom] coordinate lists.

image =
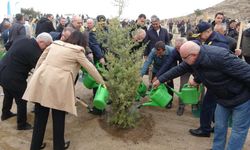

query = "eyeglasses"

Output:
[[181, 54, 193, 60]]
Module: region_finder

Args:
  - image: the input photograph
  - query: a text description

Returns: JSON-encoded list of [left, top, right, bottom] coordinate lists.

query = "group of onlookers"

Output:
[[0, 11, 250, 150]]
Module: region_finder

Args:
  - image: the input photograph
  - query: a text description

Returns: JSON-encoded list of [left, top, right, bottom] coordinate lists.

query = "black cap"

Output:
[[96, 15, 106, 22]]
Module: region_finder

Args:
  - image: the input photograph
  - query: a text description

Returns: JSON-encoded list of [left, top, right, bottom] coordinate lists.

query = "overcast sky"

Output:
[[1, 0, 224, 19]]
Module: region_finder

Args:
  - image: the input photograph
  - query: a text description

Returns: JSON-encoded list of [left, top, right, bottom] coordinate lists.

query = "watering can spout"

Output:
[[169, 87, 182, 98], [142, 101, 159, 107]]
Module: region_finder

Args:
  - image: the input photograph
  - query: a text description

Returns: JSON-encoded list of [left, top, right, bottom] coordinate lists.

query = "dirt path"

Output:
[[0, 78, 250, 150]]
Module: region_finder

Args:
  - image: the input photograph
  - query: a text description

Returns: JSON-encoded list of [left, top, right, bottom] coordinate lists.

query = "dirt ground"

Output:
[[0, 77, 250, 150]]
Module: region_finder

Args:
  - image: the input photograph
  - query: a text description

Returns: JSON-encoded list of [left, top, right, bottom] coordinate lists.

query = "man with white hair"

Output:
[[214, 23, 241, 56], [153, 41, 250, 150], [0, 33, 52, 130]]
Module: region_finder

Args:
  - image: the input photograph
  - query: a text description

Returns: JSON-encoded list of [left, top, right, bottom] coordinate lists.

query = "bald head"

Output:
[[71, 15, 83, 30], [179, 41, 200, 65]]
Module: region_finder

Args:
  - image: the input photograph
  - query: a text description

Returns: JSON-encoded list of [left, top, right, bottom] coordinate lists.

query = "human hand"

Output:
[[152, 77, 157, 83], [188, 78, 199, 87], [87, 53, 94, 62], [99, 58, 105, 65], [234, 49, 241, 56], [152, 80, 161, 88]]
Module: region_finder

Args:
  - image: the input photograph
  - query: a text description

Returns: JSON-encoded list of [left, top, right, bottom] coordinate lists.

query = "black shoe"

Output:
[[88, 106, 105, 116], [209, 127, 214, 133], [1, 112, 16, 121], [64, 141, 70, 149], [166, 103, 172, 109], [176, 106, 184, 116], [189, 128, 210, 137], [17, 123, 33, 130], [40, 143, 46, 149]]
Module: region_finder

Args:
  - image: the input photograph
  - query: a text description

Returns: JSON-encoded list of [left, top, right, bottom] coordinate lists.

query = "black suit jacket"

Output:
[[0, 38, 42, 96]]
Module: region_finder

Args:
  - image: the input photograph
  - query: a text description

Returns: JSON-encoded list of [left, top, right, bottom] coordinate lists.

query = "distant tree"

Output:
[[194, 9, 203, 24], [21, 8, 40, 18], [113, 0, 128, 18], [194, 9, 203, 17]]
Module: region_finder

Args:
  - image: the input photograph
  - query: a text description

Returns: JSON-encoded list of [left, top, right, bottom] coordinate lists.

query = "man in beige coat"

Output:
[[23, 31, 105, 150]]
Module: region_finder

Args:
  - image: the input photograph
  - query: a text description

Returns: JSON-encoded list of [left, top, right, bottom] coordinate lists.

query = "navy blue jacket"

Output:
[[205, 31, 229, 49], [156, 49, 181, 77], [88, 30, 104, 60], [158, 45, 250, 108], [143, 27, 169, 56]]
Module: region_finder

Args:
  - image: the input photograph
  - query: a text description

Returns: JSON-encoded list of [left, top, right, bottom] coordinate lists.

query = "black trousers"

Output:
[[200, 89, 217, 133], [244, 56, 250, 64], [2, 87, 27, 128], [30, 103, 66, 150], [2, 88, 14, 115]]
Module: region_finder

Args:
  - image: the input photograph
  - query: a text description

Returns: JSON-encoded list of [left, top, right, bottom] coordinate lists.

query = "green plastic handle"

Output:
[[183, 83, 190, 88]]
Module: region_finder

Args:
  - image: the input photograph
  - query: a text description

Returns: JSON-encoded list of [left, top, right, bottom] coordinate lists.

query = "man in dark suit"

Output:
[[0, 33, 53, 130], [35, 14, 55, 36], [143, 15, 170, 58]]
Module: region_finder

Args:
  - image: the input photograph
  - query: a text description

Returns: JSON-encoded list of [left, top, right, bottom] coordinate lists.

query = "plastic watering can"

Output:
[[142, 84, 172, 108], [81, 62, 103, 75], [95, 62, 104, 72], [81, 67, 87, 74], [93, 84, 109, 110], [137, 82, 147, 97], [0, 51, 6, 59], [82, 73, 99, 89], [169, 83, 204, 104], [135, 82, 147, 101]]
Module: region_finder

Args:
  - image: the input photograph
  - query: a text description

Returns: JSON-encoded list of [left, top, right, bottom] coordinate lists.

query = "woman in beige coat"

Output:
[[23, 31, 105, 150]]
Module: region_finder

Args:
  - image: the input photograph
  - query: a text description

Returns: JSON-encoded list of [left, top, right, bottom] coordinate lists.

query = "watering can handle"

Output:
[[183, 83, 189, 88]]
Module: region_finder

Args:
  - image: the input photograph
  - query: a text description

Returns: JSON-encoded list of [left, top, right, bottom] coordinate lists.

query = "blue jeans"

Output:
[[212, 100, 250, 150]]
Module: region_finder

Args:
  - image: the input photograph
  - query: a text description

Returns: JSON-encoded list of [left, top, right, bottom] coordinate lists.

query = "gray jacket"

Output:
[[242, 28, 250, 56], [8, 21, 26, 42]]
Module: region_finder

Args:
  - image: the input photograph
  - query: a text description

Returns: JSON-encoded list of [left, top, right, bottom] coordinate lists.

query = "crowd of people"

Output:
[[0, 11, 250, 150]]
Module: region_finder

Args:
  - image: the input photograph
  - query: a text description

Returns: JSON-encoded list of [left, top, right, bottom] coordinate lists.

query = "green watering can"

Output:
[[81, 62, 103, 74], [95, 62, 104, 72], [81, 67, 87, 74], [169, 83, 204, 104], [142, 84, 172, 108], [93, 84, 109, 110], [135, 82, 147, 101], [82, 62, 105, 89], [137, 82, 147, 96], [0, 51, 6, 59], [82, 73, 99, 89]]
